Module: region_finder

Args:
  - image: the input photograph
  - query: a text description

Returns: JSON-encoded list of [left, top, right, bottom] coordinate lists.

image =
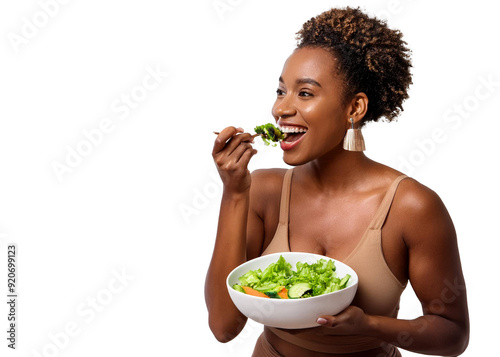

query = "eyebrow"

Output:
[[279, 76, 322, 88]]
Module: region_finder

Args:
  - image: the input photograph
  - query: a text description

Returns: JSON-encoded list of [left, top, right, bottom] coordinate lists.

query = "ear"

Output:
[[346, 92, 369, 127]]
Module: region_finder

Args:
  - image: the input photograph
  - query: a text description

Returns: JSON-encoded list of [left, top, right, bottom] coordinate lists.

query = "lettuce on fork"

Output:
[[254, 123, 285, 146]]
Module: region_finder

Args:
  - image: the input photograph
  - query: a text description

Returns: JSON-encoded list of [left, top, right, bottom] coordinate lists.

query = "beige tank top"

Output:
[[262, 169, 408, 353]]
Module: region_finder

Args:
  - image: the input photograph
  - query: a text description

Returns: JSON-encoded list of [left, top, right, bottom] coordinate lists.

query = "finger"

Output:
[[234, 145, 257, 165], [213, 126, 243, 155], [219, 143, 254, 173], [213, 128, 252, 157], [237, 147, 258, 168], [316, 316, 338, 327], [226, 147, 257, 179], [212, 126, 244, 155], [222, 132, 256, 157], [226, 140, 251, 160], [215, 140, 253, 171]]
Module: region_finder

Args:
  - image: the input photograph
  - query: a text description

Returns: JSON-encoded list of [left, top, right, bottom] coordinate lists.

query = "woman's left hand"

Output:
[[314, 306, 371, 336]]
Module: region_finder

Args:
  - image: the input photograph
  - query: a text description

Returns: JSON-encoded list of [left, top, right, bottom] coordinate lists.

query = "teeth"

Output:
[[278, 126, 308, 134]]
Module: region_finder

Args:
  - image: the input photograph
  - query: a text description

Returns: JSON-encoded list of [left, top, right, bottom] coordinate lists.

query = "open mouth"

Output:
[[280, 126, 307, 140], [284, 132, 305, 143], [278, 125, 308, 150]]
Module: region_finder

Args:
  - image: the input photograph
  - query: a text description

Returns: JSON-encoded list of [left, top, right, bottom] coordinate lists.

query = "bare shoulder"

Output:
[[249, 168, 289, 215], [392, 177, 456, 246], [251, 168, 288, 187], [395, 178, 448, 217]]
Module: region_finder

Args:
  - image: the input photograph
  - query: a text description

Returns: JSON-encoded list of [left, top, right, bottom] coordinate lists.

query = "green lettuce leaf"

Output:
[[233, 255, 351, 298], [254, 123, 285, 146]]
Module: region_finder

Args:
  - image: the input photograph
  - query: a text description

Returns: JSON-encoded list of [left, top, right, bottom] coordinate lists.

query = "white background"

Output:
[[0, 0, 498, 356]]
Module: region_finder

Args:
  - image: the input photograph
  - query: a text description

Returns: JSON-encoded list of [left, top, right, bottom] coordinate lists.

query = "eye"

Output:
[[276, 88, 285, 96], [299, 91, 313, 97]]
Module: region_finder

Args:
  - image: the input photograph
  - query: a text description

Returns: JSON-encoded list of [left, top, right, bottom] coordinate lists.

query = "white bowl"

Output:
[[226, 252, 358, 329]]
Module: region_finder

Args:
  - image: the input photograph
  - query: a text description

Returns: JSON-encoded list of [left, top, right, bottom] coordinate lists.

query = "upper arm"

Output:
[[245, 169, 285, 260], [246, 177, 265, 260], [397, 180, 469, 330]]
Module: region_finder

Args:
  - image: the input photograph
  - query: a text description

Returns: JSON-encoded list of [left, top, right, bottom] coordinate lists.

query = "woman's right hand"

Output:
[[212, 126, 257, 195]]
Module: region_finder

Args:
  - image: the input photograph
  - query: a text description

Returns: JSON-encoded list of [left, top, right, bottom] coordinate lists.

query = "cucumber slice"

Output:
[[263, 285, 285, 298], [339, 274, 351, 288], [264, 291, 279, 298], [288, 282, 312, 298], [233, 284, 245, 293]]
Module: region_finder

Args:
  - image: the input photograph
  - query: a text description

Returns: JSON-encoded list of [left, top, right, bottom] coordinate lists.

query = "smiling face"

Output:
[[272, 47, 352, 166]]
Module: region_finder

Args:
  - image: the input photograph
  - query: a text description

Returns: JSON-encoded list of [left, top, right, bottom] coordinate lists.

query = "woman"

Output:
[[205, 7, 469, 357]]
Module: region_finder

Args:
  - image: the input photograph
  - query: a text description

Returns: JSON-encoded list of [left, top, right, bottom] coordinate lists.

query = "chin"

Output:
[[282, 152, 311, 167]]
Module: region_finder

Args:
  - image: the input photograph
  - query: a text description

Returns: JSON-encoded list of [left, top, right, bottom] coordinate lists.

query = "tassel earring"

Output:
[[343, 118, 366, 151]]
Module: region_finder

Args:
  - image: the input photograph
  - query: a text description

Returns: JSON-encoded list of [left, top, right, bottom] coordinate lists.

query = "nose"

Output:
[[272, 95, 295, 121]]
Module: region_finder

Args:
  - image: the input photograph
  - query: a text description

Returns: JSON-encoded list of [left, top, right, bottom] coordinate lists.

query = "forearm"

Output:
[[366, 314, 469, 356], [205, 190, 250, 342]]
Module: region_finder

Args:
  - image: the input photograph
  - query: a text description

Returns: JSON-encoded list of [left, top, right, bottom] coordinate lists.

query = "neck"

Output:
[[303, 148, 372, 193]]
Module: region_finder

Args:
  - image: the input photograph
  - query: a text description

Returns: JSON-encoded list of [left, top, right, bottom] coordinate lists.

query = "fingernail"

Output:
[[316, 318, 327, 325]]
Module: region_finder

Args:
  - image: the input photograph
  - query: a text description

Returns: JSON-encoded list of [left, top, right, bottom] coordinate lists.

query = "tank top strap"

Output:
[[368, 175, 408, 230], [278, 169, 294, 225]]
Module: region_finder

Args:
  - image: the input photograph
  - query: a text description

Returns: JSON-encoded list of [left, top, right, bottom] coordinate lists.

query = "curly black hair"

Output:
[[296, 7, 412, 125]]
